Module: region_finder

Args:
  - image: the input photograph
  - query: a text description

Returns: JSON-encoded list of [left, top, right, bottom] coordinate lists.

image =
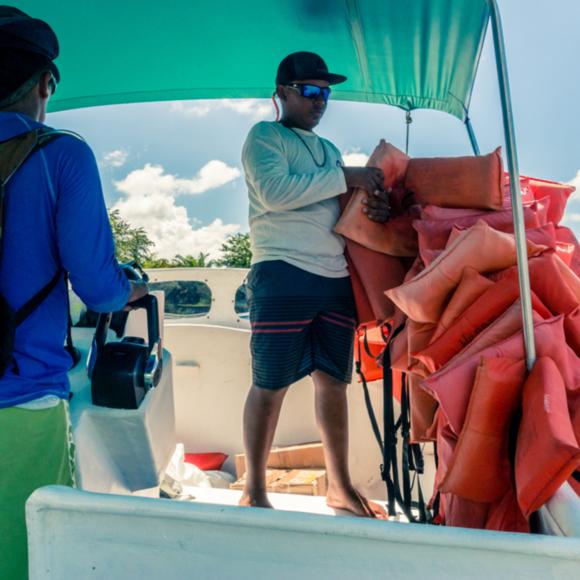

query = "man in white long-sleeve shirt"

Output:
[[240, 52, 390, 518]]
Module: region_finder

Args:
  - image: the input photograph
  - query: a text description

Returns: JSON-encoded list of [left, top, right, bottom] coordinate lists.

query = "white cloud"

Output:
[[102, 149, 129, 168], [220, 99, 272, 120], [114, 161, 240, 198], [169, 101, 212, 117], [112, 161, 241, 258], [170, 98, 273, 121], [342, 149, 369, 167]]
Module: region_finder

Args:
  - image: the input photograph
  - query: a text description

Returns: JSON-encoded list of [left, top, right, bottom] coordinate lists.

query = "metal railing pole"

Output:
[[465, 117, 481, 156], [488, 0, 536, 370]]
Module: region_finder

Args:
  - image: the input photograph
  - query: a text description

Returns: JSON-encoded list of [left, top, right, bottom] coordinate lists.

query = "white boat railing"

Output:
[[27, 485, 580, 580]]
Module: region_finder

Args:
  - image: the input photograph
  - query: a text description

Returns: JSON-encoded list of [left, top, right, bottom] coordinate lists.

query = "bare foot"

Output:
[[238, 489, 274, 509], [327, 486, 388, 519]]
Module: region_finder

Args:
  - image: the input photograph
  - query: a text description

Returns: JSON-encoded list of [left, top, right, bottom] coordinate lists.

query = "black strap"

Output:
[[0, 128, 81, 188], [37, 129, 84, 151], [11, 269, 82, 369], [0, 128, 83, 364], [431, 442, 441, 522], [362, 328, 374, 358], [356, 324, 390, 449], [403, 378, 430, 523], [415, 471, 430, 523], [400, 373, 413, 515], [0, 269, 63, 377], [381, 347, 400, 516], [390, 324, 431, 522], [357, 365, 383, 449], [382, 352, 432, 523], [14, 270, 62, 326], [355, 326, 396, 514], [0, 132, 39, 188], [356, 321, 432, 523]]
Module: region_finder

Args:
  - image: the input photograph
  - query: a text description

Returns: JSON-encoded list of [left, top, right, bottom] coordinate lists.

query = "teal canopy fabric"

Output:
[[18, 0, 490, 120]]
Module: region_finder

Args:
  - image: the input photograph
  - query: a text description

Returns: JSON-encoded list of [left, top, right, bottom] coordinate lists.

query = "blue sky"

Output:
[[47, 0, 580, 259]]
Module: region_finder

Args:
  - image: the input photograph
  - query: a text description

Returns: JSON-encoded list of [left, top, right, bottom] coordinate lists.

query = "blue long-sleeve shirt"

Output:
[[0, 112, 130, 408]]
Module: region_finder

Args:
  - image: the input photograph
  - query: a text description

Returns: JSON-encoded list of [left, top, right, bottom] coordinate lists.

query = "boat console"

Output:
[[68, 291, 176, 496]]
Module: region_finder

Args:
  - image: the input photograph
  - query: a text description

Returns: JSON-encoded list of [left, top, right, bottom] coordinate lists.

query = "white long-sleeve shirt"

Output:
[[242, 121, 349, 278]]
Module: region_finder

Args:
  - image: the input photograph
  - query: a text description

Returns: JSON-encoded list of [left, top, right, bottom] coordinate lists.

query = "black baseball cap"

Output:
[[276, 51, 346, 86], [0, 6, 60, 81]]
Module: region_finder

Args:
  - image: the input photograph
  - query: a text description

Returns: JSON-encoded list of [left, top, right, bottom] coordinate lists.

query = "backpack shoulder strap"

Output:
[[14, 270, 63, 326], [36, 128, 85, 150], [0, 130, 40, 251], [0, 128, 84, 239], [0, 130, 40, 187], [0, 128, 85, 364], [0, 128, 85, 186]]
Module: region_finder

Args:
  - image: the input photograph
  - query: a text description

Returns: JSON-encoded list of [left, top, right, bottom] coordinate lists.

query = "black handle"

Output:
[[129, 294, 160, 354], [134, 293, 162, 390], [94, 312, 112, 352], [95, 294, 159, 351]]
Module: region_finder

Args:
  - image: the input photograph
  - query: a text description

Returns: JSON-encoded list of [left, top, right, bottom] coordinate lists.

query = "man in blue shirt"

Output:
[[0, 7, 147, 578]]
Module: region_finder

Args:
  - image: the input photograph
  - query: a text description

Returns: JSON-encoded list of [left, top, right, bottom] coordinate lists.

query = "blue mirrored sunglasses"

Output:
[[288, 83, 331, 102]]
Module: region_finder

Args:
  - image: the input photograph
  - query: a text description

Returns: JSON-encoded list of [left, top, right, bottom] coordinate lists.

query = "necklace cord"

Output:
[[286, 126, 327, 168]]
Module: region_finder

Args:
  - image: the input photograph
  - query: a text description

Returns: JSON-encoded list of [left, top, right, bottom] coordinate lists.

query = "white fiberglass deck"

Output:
[[182, 486, 397, 519]]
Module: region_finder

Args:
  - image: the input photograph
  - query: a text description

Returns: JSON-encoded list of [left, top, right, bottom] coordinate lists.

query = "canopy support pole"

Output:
[[405, 111, 413, 154], [465, 117, 480, 156], [488, 0, 536, 370]]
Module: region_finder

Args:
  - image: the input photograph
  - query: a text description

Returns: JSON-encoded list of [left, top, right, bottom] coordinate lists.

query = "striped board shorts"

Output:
[[247, 260, 356, 390]]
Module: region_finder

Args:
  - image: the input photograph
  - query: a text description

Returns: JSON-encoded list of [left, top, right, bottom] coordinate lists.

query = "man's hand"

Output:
[[124, 280, 149, 310], [362, 188, 391, 223], [342, 166, 385, 195]]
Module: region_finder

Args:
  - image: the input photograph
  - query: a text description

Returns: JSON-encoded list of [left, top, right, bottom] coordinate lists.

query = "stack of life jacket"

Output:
[[336, 141, 580, 531]]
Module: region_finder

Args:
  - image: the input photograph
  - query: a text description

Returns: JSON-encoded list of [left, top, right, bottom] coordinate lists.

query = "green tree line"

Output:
[[108, 209, 251, 268]]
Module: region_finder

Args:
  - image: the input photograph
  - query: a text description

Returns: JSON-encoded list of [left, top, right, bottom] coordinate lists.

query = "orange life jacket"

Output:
[[405, 148, 504, 210], [439, 357, 526, 503], [334, 141, 417, 257], [516, 357, 580, 518], [525, 176, 576, 225], [414, 199, 548, 263], [422, 316, 579, 437], [387, 220, 546, 323]]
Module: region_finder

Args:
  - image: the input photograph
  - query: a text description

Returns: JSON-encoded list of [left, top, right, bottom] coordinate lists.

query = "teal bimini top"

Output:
[[17, 0, 490, 120]]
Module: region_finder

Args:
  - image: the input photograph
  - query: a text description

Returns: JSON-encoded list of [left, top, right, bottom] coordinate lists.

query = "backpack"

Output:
[[0, 127, 80, 378]]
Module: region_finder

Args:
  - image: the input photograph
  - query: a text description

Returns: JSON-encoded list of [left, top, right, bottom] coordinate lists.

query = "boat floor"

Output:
[[180, 486, 408, 521]]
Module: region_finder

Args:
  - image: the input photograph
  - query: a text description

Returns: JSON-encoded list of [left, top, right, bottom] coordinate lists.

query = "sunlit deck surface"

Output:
[[180, 486, 408, 521]]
